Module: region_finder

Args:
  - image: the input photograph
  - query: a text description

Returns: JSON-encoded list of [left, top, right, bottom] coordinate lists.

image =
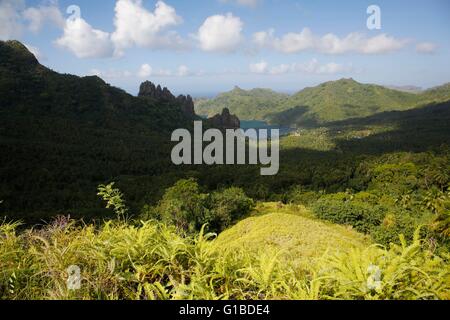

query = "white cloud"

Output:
[[253, 28, 409, 55], [269, 63, 291, 75], [416, 42, 437, 54], [55, 0, 186, 59], [249, 58, 352, 75], [137, 64, 174, 77], [93, 64, 193, 80], [138, 64, 153, 78], [55, 18, 114, 59], [249, 60, 268, 74], [112, 0, 184, 55], [0, 0, 25, 40], [177, 65, 190, 77], [196, 13, 243, 52], [312, 61, 349, 74], [23, 2, 65, 33], [89, 68, 133, 79], [139, 66, 172, 77], [360, 34, 408, 54], [220, 0, 261, 8]]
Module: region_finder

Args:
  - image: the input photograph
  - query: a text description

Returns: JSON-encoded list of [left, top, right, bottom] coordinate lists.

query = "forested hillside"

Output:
[[270, 79, 450, 127], [269, 78, 421, 126], [1, 40, 449, 301], [195, 86, 289, 120], [0, 40, 196, 221], [196, 78, 450, 127]]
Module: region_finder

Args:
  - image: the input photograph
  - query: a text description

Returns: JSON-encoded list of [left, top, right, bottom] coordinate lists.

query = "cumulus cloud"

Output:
[[55, 0, 185, 58], [416, 42, 437, 54], [310, 61, 350, 74], [138, 64, 153, 78], [55, 18, 115, 59], [249, 60, 268, 74], [89, 68, 133, 79], [23, 1, 65, 33], [269, 63, 291, 75], [196, 13, 243, 53], [95, 64, 193, 80], [0, 0, 25, 40], [220, 0, 261, 8], [249, 58, 352, 75], [253, 28, 409, 55], [112, 0, 184, 55]]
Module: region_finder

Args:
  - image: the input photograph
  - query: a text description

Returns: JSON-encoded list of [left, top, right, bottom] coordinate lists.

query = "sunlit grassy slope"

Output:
[[2, 205, 448, 300], [215, 203, 370, 267]]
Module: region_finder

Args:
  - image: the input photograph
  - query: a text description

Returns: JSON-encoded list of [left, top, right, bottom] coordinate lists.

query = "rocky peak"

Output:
[[176, 94, 195, 117], [138, 81, 196, 117], [207, 108, 240, 130], [138, 81, 176, 101]]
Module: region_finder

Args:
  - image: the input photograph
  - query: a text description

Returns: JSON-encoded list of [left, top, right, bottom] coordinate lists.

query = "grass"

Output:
[[216, 203, 370, 269], [1, 205, 449, 300]]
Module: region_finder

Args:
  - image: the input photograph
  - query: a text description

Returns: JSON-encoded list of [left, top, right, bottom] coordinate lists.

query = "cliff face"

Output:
[[176, 94, 195, 117], [138, 81, 196, 117], [207, 108, 240, 130]]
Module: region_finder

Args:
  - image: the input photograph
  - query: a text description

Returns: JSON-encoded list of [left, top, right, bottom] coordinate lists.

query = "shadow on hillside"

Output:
[[331, 101, 450, 155], [267, 105, 321, 128], [282, 101, 450, 160]]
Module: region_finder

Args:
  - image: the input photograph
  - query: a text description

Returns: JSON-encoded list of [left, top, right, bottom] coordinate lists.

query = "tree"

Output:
[[156, 179, 207, 232], [207, 187, 254, 232]]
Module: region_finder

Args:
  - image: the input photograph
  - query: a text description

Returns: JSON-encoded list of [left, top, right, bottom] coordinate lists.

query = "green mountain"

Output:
[[268, 78, 425, 126], [420, 82, 450, 103], [384, 85, 423, 94], [0, 40, 195, 220], [0, 40, 195, 129], [268, 78, 450, 127], [194, 86, 289, 120], [199, 79, 450, 127]]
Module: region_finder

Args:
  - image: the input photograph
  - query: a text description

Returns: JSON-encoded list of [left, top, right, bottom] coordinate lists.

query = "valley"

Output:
[[0, 40, 449, 300]]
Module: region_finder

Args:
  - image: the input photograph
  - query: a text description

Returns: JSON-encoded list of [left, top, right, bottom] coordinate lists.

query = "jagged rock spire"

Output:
[[207, 108, 240, 129], [138, 81, 196, 117]]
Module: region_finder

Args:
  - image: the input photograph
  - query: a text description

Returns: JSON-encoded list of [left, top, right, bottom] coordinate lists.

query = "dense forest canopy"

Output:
[[0, 40, 196, 221]]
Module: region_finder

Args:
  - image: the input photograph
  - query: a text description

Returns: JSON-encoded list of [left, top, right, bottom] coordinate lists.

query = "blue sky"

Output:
[[1, 0, 449, 96]]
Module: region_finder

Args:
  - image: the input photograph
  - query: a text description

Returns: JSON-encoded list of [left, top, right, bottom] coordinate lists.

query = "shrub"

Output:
[[370, 210, 418, 245], [312, 194, 385, 233], [311, 191, 438, 246], [318, 230, 450, 300], [154, 178, 207, 232], [141, 179, 254, 233], [206, 187, 255, 232], [284, 186, 323, 206]]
